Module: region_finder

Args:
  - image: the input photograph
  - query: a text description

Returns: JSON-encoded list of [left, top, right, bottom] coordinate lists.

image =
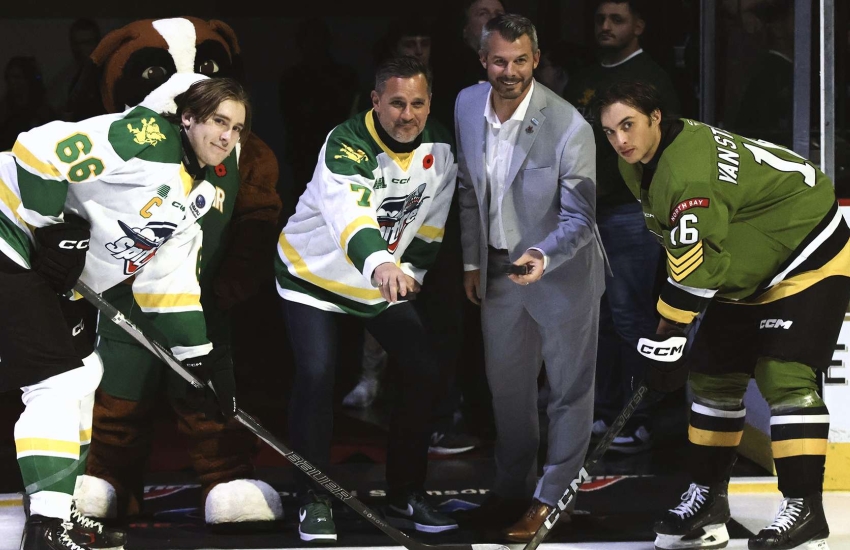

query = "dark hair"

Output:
[[462, 0, 507, 19], [373, 18, 434, 65], [594, 0, 644, 19], [480, 13, 538, 54], [165, 77, 252, 136], [374, 55, 432, 94], [69, 18, 101, 37], [592, 80, 662, 123]]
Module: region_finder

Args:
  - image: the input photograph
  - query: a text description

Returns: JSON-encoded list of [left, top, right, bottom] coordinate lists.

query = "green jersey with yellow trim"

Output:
[[275, 110, 457, 317], [0, 104, 216, 360], [619, 119, 846, 325]]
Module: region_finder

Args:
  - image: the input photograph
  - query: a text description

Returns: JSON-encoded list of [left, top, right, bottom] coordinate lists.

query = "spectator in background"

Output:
[[429, 0, 505, 128], [57, 18, 103, 120], [279, 18, 359, 216], [0, 56, 57, 151], [534, 39, 593, 99], [730, 0, 794, 148], [564, 0, 681, 454]]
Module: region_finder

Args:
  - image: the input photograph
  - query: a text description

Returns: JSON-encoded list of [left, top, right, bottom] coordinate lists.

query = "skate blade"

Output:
[[655, 523, 730, 549]]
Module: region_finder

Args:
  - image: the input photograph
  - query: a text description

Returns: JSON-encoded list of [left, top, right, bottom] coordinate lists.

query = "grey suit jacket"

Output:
[[455, 80, 607, 326]]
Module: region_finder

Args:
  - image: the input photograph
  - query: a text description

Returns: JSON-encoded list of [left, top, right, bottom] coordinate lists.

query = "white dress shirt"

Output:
[[484, 80, 535, 250], [463, 80, 548, 272]]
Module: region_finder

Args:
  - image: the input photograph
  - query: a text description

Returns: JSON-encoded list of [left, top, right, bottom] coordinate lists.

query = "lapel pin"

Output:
[[531, 117, 539, 125], [525, 125, 534, 134]]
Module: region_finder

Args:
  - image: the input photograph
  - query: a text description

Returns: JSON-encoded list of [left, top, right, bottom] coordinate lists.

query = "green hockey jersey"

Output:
[[275, 110, 457, 317], [620, 119, 850, 325]]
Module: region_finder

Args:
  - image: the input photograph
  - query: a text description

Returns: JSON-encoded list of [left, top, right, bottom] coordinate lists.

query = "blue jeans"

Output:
[[595, 202, 663, 429]]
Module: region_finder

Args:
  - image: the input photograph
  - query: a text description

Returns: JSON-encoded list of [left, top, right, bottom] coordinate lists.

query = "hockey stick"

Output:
[[521, 382, 650, 550], [74, 281, 507, 550]]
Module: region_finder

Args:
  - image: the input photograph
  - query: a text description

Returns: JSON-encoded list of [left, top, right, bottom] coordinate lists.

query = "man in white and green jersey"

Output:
[[598, 80, 847, 550], [0, 75, 249, 550], [275, 56, 458, 541]]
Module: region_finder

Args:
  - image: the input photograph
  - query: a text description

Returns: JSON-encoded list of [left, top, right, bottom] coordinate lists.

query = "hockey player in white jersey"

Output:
[[0, 75, 250, 550]]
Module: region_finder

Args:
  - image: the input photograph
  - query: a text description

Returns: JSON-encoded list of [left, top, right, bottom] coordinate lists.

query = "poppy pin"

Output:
[[215, 164, 227, 177], [423, 154, 434, 169]]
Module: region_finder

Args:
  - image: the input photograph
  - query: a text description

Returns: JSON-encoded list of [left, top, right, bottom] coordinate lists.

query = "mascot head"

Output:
[[70, 16, 243, 117]]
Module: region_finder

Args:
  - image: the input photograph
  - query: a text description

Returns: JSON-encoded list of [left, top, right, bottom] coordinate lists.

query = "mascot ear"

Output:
[[90, 25, 140, 68], [209, 19, 246, 82], [90, 25, 142, 113]]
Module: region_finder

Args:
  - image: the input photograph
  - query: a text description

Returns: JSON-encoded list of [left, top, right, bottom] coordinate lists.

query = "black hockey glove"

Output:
[[182, 346, 237, 420], [31, 214, 90, 294], [637, 333, 690, 394]]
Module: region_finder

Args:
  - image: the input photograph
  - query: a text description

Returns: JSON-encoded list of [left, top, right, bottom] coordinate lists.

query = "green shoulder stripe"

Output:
[[16, 163, 68, 217], [0, 209, 32, 264], [401, 237, 441, 271], [109, 106, 182, 164], [347, 227, 387, 273], [324, 114, 380, 177]]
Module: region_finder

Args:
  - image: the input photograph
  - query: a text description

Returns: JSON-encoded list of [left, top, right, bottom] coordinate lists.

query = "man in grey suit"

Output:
[[454, 14, 606, 542]]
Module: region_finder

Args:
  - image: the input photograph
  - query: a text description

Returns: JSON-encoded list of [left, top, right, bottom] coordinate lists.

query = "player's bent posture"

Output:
[[0, 75, 248, 550], [597, 80, 846, 550]]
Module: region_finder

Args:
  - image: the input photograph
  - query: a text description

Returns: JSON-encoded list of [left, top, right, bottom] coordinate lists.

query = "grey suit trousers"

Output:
[[481, 252, 598, 506]]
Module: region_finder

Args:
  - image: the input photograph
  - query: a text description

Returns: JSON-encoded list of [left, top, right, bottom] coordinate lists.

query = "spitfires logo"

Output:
[[106, 220, 177, 275], [377, 183, 429, 252]]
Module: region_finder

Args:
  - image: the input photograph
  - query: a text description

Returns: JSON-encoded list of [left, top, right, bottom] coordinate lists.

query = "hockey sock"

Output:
[[687, 372, 748, 485], [687, 401, 745, 485], [755, 358, 829, 497]]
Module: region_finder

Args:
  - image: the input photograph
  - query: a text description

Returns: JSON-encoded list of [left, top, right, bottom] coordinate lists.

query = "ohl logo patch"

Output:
[[106, 220, 177, 275], [376, 183, 429, 252]]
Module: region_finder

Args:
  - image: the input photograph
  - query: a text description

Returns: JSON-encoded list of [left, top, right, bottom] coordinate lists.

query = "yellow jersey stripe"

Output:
[[280, 233, 381, 300], [135, 293, 201, 309], [179, 165, 193, 196], [667, 241, 703, 268], [364, 110, 414, 171], [416, 225, 445, 241], [15, 437, 80, 455], [0, 176, 24, 224], [339, 215, 380, 251], [750, 240, 850, 304], [12, 142, 62, 178], [657, 297, 700, 324]]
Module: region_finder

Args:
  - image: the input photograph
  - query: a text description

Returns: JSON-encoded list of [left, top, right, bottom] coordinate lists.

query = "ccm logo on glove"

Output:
[[637, 336, 686, 362], [58, 239, 90, 250]]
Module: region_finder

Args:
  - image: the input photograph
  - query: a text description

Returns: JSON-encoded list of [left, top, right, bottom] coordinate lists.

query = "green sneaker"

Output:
[[299, 492, 337, 542]]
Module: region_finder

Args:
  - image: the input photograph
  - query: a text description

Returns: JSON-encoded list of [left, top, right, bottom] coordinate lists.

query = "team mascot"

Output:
[[68, 17, 284, 529]]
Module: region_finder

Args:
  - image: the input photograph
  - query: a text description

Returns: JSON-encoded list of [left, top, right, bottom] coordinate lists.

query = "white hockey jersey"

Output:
[[275, 110, 457, 317], [0, 96, 215, 359]]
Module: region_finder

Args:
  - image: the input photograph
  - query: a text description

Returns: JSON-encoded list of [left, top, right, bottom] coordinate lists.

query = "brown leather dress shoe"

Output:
[[502, 499, 567, 542]]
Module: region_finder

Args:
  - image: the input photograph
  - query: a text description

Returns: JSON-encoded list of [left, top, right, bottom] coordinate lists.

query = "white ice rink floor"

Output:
[[1, 480, 849, 549]]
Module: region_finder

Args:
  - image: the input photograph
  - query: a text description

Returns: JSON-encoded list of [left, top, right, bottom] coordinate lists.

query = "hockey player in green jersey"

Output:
[[0, 75, 250, 550], [597, 80, 846, 550], [275, 56, 458, 541]]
